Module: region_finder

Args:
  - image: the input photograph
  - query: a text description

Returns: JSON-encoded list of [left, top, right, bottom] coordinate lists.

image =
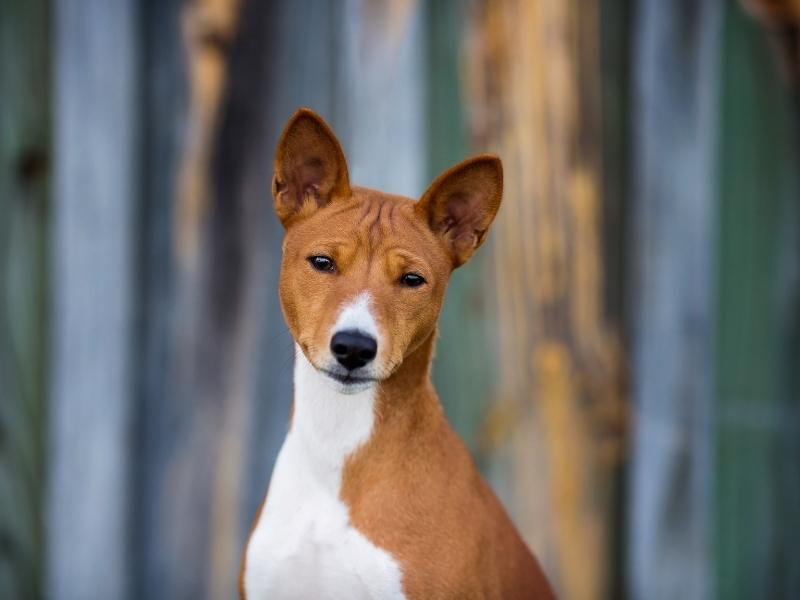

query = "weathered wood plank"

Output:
[[626, 2, 721, 599], [0, 1, 50, 598], [47, 0, 140, 597], [599, 1, 633, 595], [714, 4, 800, 598], [425, 0, 496, 456], [464, 2, 626, 598], [136, 1, 362, 597], [137, 1, 248, 597], [136, 0, 280, 597], [338, 0, 426, 197]]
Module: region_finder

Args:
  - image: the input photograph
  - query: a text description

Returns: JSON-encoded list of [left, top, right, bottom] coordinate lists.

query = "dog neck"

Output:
[[290, 331, 439, 491]]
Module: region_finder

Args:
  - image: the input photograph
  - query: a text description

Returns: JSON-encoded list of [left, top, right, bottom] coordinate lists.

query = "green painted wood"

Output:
[[426, 0, 495, 460], [714, 4, 800, 599], [0, 1, 50, 598]]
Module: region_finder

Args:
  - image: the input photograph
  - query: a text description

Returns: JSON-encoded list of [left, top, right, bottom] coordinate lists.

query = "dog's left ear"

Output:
[[416, 155, 503, 268], [272, 108, 351, 227]]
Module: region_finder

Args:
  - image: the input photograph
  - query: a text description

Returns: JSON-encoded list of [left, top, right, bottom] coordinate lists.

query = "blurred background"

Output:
[[1, 0, 799, 599]]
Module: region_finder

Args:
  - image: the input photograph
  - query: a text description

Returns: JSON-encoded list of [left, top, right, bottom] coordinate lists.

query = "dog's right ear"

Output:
[[272, 108, 351, 227]]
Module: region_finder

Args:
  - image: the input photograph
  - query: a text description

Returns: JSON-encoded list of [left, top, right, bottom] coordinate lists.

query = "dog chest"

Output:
[[243, 434, 406, 600]]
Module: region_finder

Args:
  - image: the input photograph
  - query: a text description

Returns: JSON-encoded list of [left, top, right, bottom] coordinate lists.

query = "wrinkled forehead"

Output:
[[284, 188, 448, 270]]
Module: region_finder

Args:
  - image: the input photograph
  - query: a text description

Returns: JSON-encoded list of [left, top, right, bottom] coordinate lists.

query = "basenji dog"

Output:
[[239, 108, 554, 599]]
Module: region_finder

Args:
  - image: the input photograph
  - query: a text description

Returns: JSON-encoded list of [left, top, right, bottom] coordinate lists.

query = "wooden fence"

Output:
[[0, 1, 798, 599]]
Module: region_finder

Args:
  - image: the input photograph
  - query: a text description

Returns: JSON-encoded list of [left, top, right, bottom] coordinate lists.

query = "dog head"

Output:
[[273, 108, 502, 393]]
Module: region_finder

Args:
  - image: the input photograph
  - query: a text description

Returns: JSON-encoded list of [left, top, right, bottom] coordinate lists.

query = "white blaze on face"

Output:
[[332, 292, 380, 345], [322, 291, 382, 394]]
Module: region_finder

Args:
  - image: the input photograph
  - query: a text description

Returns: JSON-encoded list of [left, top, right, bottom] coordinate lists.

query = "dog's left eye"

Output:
[[308, 255, 335, 272], [400, 273, 426, 287]]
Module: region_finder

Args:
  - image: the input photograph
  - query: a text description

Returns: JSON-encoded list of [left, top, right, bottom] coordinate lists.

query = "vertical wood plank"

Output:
[[47, 0, 140, 598], [714, 4, 800, 598], [339, 0, 426, 197], [426, 0, 496, 455], [599, 2, 633, 595], [137, 0, 259, 597], [464, 2, 626, 597], [0, 1, 50, 597], [138, 1, 344, 597], [136, 0, 189, 597], [626, 2, 721, 599]]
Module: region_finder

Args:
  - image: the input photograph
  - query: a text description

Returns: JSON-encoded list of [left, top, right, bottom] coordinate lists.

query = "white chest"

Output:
[[244, 434, 405, 600], [243, 347, 405, 600]]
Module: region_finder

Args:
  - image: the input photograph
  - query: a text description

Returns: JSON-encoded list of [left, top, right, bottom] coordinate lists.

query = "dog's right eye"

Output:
[[308, 255, 336, 272]]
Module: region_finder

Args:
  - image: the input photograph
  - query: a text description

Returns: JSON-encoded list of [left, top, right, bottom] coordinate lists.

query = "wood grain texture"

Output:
[[464, 2, 626, 598], [137, 0, 278, 597]]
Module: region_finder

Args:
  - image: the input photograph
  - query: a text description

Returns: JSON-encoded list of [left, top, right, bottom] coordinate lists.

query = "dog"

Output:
[[239, 108, 554, 599]]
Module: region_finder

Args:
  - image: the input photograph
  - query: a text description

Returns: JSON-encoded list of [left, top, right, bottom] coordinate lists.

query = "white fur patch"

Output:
[[321, 292, 383, 395], [333, 292, 379, 340], [243, 346, 405, 600]]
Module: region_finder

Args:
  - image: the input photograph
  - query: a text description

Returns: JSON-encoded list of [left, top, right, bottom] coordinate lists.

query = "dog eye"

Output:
[[308, 255, 335, 272], [400, 273, 426, 287]]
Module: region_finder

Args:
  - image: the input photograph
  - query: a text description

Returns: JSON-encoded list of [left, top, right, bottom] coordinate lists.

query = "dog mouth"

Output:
[[320, 368, 376, 386]]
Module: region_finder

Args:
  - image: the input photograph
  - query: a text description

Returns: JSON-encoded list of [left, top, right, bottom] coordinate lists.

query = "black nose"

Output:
[[330, 330, 377, 371]]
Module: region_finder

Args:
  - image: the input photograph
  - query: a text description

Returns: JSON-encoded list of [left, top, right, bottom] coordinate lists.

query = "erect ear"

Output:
[[272, 107, 351, 226], [415, 155, 503, 268]]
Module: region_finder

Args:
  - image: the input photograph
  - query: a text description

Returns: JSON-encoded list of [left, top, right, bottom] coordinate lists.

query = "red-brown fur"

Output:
[[239, 108, 554, 599]]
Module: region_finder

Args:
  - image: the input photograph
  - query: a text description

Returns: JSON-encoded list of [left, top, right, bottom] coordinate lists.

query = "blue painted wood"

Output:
[[48, 0, 140, 598], [627, 2, 720, 599]]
